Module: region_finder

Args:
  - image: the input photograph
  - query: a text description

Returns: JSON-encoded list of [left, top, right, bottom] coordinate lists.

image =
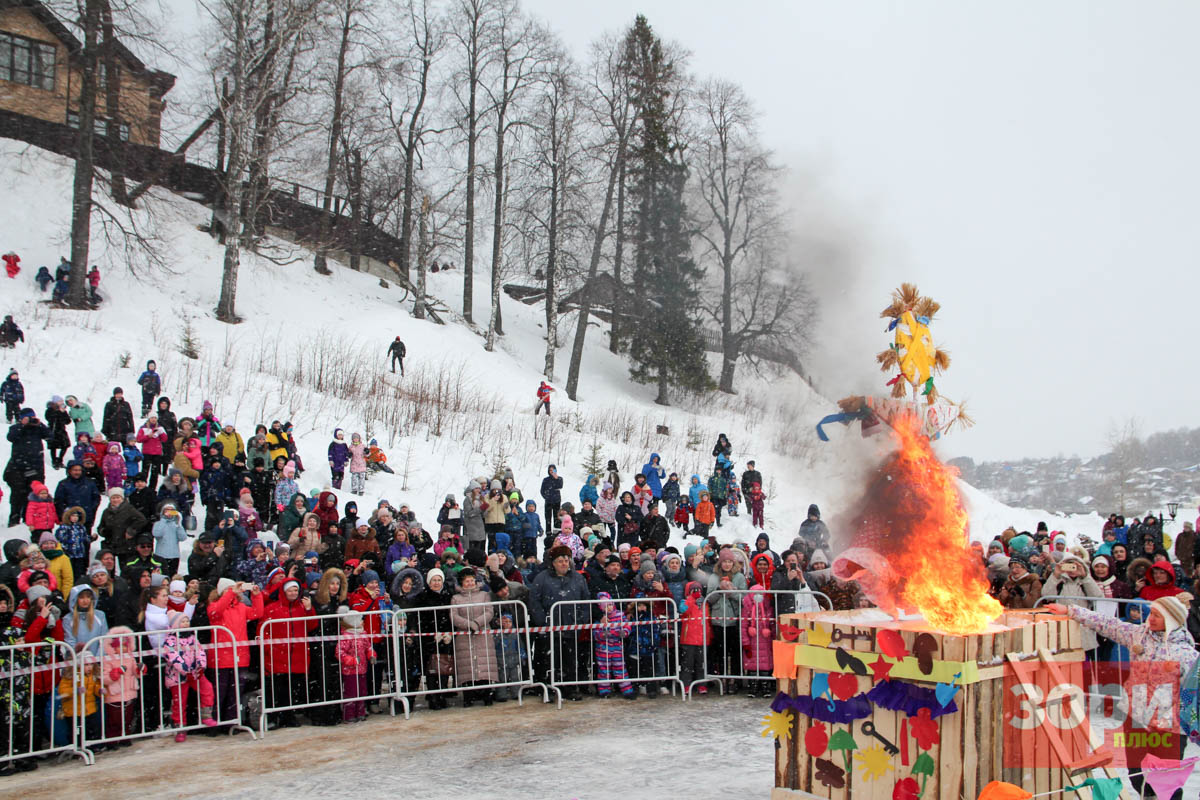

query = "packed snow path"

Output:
[[1, 695, 772, 798]]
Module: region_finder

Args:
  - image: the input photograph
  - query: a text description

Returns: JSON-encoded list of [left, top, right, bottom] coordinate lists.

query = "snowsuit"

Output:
[[593, 595, 633, 696], [102, 444, 126, 491], [749, 484, 765, 528], [162, 629, 216, 727], [347, 436, 367, 495], [328, 431, 350, 489], [661, 478, 680, 524], [337, 626, 374, 722], [1, 375, 24, 422], [641, 454, 666, 499]]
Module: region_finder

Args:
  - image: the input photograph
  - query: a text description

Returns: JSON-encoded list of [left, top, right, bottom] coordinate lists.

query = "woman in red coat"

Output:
[[346, 570, 386, 706], [260, 581, 315, 728], [207, 580, 265, 727]]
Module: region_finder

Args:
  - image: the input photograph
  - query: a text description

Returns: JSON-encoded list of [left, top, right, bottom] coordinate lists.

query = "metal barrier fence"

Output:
[[396, 599, 550, 715], [77, 625, 255, 759], [547, 597, 686, 705], [686, 588, 833, 698], [257, 608, 408, 736], [0, 639, 84, 767]]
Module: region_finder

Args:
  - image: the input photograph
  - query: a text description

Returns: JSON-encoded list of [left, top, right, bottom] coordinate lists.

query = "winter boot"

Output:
[[175, 732, 187, 743], [201, 707, 218, 727]]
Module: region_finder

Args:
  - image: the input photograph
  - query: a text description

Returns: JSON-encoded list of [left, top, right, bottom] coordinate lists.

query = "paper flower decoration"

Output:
[[856, 744, 894, 782], [761, 709, 793, 740]]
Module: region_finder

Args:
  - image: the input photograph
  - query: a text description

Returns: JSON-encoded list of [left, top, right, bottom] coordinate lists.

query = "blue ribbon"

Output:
[[815, 411, 866, 442]]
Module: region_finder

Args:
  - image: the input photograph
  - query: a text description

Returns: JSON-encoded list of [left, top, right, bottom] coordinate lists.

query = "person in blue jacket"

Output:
[[521, 500, 543, 560], [641, 453, 666, 499], [136, 360, 161, 417], [579, 474, 599, 506], [34, 266, 52, 292], [687, 474, 708, 506]]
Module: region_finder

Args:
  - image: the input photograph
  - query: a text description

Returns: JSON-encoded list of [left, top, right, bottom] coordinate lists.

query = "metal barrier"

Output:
[[686, 588, 832, 698], [77, 625, 254, 760], [0, 639, 84, 766], [397, 599, 550, 715], [257, 608, 407, 736], [547, 597, 685, 706]]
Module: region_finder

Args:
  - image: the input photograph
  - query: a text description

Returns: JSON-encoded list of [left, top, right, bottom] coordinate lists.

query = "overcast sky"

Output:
[[522, 0, 1199, 462]]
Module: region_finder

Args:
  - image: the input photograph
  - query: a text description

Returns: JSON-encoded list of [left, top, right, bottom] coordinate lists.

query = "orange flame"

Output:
[[851, 413, 1001, 635]]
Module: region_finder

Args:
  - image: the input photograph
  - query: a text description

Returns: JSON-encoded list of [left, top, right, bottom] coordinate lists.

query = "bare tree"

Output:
[[482, 5, 548, 351], [203, 0, 320, 322], [694, 78, 787, 393], [1107, 417, 1145, 515], [66, 0, 102, 308], [378, 0, 445, 286], [312, 0, 377, 275], [447, 0, 497, 324], [564, 31, 633, 400]]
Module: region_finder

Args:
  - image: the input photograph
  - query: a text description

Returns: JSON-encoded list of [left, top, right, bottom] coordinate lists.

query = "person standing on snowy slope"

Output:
[[100, 387, 135, 441], [0, 315, 24, 349], [6, 408, 50, 526], [535, 380, 553, 415], [347, 433, 367, 495], [194, 401, 221, 448], [328, 429, 350, 490], [387, 336, 406, 375], [2, 368, 24, 422], [641, 453, 666, 499], [540, 465, 562, 534], [136, 360, 161, 417], [2, 252, 19, 278]]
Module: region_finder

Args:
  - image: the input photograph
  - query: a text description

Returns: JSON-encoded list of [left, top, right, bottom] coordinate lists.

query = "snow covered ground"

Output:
[[0, 695, 773, 799]]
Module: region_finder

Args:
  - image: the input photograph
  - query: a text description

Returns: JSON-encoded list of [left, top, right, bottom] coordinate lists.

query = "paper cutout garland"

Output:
[[1140, 754, 1199, 799]]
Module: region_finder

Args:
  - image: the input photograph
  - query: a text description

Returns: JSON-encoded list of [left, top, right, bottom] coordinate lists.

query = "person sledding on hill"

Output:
[[534, 380, 554, 416], [387, 336, 406, 375], [366, 439, 394, 474]]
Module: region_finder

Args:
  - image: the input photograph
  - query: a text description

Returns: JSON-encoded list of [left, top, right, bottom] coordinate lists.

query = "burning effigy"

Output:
[[768, 286, 1120, 799]]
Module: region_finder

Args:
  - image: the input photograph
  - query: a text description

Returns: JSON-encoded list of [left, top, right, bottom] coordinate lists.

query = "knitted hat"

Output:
[[38, 531, 56, 547], [18, 407, 35, 420], [150, 573, 167, 586], [108, 487, 124, 499], [169, 580, 186, 594], [1151, 594, 1190, 635], [339, 606, 363, 629], [426, 568, 445, 583], [25, 585, 51, 604], [684, 544, 699, 560], [167, 610, 190, 628], [810, 549, 829, 565], [617, 543, 630, 554], [464, 548, 486, 568], [87, 562, 108, 578], [282, 579, 300, 594], [217, 578, 237, 596], [488, 575, 508, 594], [604, 554, 621, 566], [361, 569, 380, 586], [718, 547, 735, 562], [1008, 554, 1032, 572]]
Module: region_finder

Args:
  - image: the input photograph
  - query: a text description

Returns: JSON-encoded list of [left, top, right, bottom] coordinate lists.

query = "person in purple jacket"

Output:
[[327, 428, 350, 490]]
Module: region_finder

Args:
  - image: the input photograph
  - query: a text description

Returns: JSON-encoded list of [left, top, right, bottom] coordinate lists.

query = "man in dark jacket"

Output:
[[187, 533, 229, 584], [639, 502, 670, 550], [741, 460, 763, 493], [539, 465, 563, 534], [5, 408, 50, 525], [97, 488, 148, 560], [199, 457, 234, 531], [387, 336, 406, 375], [122, 535, 164, 577], [590, 555, 633, 599], [54, 460, 102, 529], [156, 397, 177, 460], [797, 504, 830, 552], [101, 387, 135, 441], [574, 499, 602, 531], [0, 315, 24, 349], [529, 545, 591, 698]]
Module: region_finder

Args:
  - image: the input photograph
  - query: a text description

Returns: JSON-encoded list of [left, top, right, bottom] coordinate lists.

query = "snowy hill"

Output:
[[0, 140, 1097, 549]]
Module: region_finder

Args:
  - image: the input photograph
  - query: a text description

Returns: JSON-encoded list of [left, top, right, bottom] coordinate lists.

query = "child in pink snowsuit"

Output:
[[161, 611, 217, 741], [101, 443, 126, 491], [593, 592, 633, 698], [748, 482, 765, 529], [337, 609, 374, 722]]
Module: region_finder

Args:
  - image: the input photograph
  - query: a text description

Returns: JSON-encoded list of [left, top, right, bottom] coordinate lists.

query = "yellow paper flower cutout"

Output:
[[855, 744, 894, 782], [761, 710, 794, 740]]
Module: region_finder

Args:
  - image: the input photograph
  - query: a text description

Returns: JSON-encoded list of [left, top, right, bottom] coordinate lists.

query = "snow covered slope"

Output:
[[0, 140, 1091, 551]]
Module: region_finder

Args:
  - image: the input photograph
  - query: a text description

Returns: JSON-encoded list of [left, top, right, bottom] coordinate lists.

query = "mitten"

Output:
[[109, 668, 123, 682]]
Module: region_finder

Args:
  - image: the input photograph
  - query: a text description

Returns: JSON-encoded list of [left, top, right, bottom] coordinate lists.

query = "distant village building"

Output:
[[0, 0, 174, 147]]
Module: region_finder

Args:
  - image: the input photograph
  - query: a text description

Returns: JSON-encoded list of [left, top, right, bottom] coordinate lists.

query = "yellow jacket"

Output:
[[58, 672, 102, 717], [46, 553, 74, 596], [215, 430, 245, 462]]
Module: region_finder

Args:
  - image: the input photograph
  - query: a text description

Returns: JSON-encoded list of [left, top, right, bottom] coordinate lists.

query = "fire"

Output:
[[849, 413, 1001, 635]]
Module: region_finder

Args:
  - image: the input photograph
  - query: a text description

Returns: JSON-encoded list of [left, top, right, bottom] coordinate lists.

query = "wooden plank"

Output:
[[794, 669, 812, 794], [866, 679, 899, 799], [1033, 657, 1049, 800], [939, 688, 964, 799], [963, 683, 980, 799], [778, 676, 793, 790], [978, 674, 994, 795], [924, 632, 945, 800]]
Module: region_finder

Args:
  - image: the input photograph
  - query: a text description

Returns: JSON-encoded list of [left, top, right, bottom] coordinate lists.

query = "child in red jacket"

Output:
[[679, 580, 710, 696], [24, 481, 59, 537]]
